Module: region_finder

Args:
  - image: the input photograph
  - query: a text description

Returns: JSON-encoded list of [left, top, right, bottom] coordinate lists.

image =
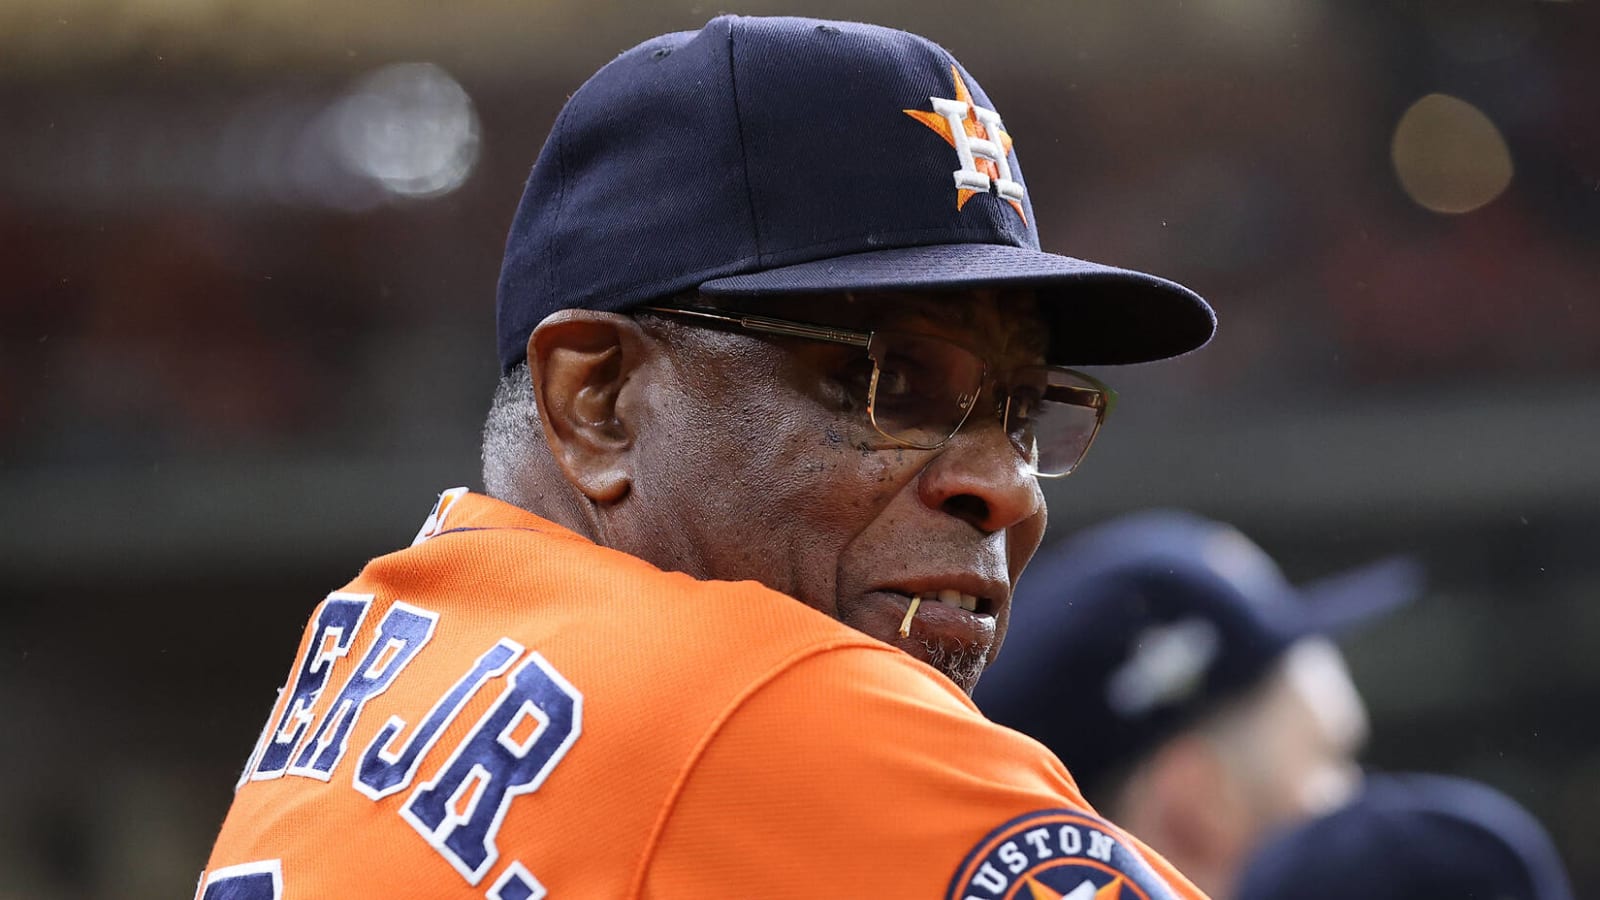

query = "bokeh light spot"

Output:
[[334, 62, 480, 200], [1391, 93, 1513, 214]]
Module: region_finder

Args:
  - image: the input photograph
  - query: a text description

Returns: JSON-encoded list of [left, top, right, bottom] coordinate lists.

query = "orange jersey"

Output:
[[201, 490, 1209, 900]]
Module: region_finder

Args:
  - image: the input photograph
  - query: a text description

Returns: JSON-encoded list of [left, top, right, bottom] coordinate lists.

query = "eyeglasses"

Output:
[[638, 304, 1115, 478]]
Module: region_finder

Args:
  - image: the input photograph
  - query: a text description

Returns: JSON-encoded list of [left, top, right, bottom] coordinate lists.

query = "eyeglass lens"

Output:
[[866, 331, 985, 450], [1006, 367, 1105, 477], [864, 333, 1105, 477]]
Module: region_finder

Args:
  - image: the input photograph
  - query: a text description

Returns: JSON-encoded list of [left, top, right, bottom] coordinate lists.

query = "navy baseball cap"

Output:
[[1237, 772, 1575, 900], [975, 509, 1423, 790], [495, 15, 1216, 373]]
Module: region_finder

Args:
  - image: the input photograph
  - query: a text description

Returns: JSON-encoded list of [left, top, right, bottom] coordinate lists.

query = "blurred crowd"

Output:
[[4, 3, 1597, 464]]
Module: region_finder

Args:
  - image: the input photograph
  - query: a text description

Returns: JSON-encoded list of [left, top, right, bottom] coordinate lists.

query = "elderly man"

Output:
[[977, 510, 1423, 900], [200, 15, 1214, 899]]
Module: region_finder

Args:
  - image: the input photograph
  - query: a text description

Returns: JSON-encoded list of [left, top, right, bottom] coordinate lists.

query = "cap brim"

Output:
[[1297, 555, 1425, 636], [698, 243, 1216, 365]]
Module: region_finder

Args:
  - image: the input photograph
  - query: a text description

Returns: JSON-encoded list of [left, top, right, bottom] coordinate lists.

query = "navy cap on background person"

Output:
[[1237, 772, 1575, 900], [494, 14, 1215, 373], [975, 509, 1423, 898], [977, 509, 1422, 793]]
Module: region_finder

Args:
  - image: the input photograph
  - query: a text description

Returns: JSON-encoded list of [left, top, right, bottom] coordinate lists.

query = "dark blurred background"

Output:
[[2, 1, 1596, 897]]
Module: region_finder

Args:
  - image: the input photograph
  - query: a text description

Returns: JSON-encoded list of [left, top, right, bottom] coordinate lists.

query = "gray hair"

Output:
[[481, 361, 541, 502]]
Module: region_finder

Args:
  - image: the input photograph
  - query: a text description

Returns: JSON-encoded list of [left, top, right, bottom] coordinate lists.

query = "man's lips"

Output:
[[862, 588, 1000, 649], [873, 574, 1010, 618]]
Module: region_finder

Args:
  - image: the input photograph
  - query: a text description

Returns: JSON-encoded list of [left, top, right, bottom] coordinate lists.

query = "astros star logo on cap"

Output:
[[904, 65, 1027, 223]]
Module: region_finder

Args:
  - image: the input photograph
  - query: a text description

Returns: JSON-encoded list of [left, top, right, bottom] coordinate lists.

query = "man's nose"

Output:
[[916, 417, 1044, 535]]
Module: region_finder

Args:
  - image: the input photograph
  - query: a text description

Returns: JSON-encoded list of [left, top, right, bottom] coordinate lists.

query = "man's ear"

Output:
[[527, 309, 648, 504]]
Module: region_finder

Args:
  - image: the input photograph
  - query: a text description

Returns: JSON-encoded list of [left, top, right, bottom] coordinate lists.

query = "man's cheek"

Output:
[[1007, 511, 1048, 576], [851, 443, 919, 493]]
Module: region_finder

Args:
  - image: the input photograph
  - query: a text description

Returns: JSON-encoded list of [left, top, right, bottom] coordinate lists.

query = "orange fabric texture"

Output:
[[202, 491, 1208, 899]]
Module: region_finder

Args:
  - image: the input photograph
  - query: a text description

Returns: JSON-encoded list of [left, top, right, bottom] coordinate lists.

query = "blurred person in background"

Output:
[[977, 509, 1423, 900], [1236, 771, 1575, 900]]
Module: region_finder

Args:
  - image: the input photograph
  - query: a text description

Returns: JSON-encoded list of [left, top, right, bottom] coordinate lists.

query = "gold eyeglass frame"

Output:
[[637, 304, 1115, 478]]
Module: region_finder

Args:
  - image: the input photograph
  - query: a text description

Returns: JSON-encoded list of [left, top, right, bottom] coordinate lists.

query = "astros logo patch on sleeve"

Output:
[[947, 810, 1181, 900]]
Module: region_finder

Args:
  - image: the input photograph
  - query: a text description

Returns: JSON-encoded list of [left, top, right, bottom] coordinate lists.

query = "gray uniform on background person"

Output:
[[976, 509, 1423, 900]]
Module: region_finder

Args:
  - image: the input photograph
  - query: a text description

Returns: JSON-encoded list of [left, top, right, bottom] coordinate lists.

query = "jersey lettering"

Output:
[[198, 860, 282, 900], [289, 602, 439, 780], [486, 862, 548, 900], [253, 594, 372, 780], [401, 652, 583, 885], [356, 638, 525, 801]]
